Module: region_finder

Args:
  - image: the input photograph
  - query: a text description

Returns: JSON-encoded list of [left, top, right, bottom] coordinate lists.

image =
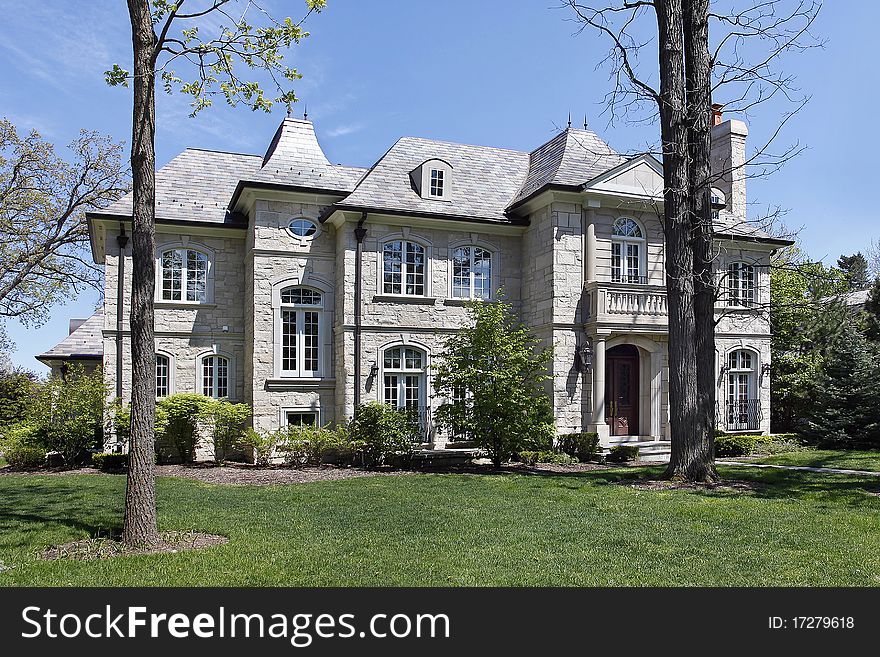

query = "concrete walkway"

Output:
[[719, 460, 880, 477]]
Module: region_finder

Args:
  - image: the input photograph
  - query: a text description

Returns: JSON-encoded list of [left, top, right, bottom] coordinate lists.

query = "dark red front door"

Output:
[[605, 346, 639, 436]]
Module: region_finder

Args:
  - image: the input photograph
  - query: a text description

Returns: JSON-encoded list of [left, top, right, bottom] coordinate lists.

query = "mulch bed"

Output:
[[41, 530, 228, 561], [624, 478, 766, 492]]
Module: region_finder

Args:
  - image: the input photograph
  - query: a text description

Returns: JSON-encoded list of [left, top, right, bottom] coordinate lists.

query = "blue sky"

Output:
[[1, 0, 877, 373]]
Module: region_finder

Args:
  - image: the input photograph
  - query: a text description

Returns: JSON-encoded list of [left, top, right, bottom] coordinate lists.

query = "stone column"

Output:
[[590, 336, 608, 441], [584, 210, 596, 283]]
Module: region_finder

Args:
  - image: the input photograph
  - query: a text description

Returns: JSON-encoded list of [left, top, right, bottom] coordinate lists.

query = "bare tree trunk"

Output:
[[681, 0, 718, 482], [656, 0, 700, 481], [122, 0, 159, 548]]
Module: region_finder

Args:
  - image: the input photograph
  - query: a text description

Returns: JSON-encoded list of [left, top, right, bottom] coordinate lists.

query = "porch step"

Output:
[[602, 440, 671, 463]]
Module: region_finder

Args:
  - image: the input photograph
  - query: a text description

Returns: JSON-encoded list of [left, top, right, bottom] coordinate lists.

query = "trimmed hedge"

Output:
[[92, 452, 128, 471], [519, 450, 579, 466], [557, 432, 600, 462], [4, 445, 46, 468], [607, 445, 639, 463]]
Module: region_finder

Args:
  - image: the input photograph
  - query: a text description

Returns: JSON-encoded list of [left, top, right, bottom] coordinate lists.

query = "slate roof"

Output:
[[335, 137, 532, 223], [713, 210, 786, 243], [99, 149, 263, 224], [37, 310, 104, 362], [512, 128, 628, 205]]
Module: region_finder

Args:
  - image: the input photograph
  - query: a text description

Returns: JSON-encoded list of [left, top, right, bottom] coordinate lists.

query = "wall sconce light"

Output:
[[761, 363, 771, 375], [575, 340, 593, 373], [720, 363, 730, 375], [369, 362, 379, 378]]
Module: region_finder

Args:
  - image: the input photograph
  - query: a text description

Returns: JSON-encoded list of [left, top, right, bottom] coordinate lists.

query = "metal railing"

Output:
[[401, 406, 431, 443], [719, 399, 761, 432], [611, 273, 649, 284]]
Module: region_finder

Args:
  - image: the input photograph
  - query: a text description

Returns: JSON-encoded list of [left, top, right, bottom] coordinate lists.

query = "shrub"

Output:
[[607, 445, 639, 463], [241, 428, 285, 466], [32, 364, 105, 466], [92, 452, 128, 471], [4, 445, 45, 468], [0, 420, 43, 449], [0, 370, 39, 428], [156, 394, 212, 463], [348, 402, 416, 466], [714, 434, 759, 458], [518, 450, 579, 466], [557, 432, 601, 462], [201, 399, 251, 463]]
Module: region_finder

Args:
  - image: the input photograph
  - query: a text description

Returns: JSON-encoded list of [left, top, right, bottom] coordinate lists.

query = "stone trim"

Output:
[[371, 295, 438, 305], [265, 378, 337, 391]]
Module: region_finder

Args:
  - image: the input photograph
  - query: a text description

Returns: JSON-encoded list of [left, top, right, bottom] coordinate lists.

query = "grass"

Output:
[[752, 449, 880, 473], [1, 466, 879, 586]]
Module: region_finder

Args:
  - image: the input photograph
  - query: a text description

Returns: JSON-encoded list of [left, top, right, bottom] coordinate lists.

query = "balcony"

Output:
[[719, 399, 761, 432], [584, 281, 668, 327]]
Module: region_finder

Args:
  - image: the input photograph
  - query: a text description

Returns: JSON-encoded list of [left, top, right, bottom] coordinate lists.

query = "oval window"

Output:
[[288, 218, 318, 238]]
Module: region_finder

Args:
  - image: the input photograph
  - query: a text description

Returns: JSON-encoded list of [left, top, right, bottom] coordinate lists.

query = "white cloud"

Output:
[[325, 123, 364, 138]]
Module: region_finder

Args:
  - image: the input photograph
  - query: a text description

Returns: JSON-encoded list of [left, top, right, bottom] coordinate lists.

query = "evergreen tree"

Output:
[[862, 277, 880, 342], [837, 252, 870, 291]]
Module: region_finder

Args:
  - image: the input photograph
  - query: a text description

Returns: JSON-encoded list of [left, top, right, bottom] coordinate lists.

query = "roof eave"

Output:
[[327, 204, 530, 227]]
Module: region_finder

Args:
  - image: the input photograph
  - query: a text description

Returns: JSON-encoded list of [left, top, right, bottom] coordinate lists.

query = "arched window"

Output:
[[201, 354, 229, 398], [160, 248, 209, 302], [156, 354, 170, 398], [726, 349, 758, 431], [383, 240, 426, 296], [611, 217, 646, 284], [451, 246, 492, 299], [727, 262, 756, 307], [382, 346, 428, 440], [279, 287, 323, 377]]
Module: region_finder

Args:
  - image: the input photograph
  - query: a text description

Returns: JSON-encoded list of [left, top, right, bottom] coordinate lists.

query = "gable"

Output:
[[586, 157, 663, 199]]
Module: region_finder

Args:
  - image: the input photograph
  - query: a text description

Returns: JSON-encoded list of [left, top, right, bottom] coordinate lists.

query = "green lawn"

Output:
[[1, 466, 879, 586], [752, 449, 880, 473]]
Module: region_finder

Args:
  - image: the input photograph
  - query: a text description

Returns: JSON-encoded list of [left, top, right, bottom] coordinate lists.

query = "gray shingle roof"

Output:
[[37, 310, 103, 361], [244, 118, 367, 192], [336, 137, 531, 223], [513, 128, 627, 204], [99, 149, 263, 224], [713, 210, 779, 242]]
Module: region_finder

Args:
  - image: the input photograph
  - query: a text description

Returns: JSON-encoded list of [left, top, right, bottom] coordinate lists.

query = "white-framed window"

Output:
[[382, 240, 426, 296], [201, 354, 230, 398], [726, 349, 758, 431], [451, 246, 492, 299], [430, 168, 445, 197], [287, 218, 319, 239], [727, 262, 756, 307], [611, 217, 646, 284], [382, 347, 426, 411], [160, 248, 209, 302], [156, 354, 171, 398], [279, 287, 323, 378], [283, 410, 319, 427]]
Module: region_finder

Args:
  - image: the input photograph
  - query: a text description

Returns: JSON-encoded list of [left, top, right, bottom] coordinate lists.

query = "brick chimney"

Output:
[[710, 115, 748, 219]]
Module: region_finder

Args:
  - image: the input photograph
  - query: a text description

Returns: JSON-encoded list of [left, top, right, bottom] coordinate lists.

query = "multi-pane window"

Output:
[[727, 262, 756, 307], [202, 355, 229, 399], [452, 246, 492, 299], [383, 240, 426, 295], [279, 287, 322, 377], [156, 354, 170, 398], [383, 347, 425, 411], [160, 248, 208, 302], [611, 217, 645, 284], [285, 411, 318, 427], [429, 168, 444, 197], [726, 350, 758, 430]]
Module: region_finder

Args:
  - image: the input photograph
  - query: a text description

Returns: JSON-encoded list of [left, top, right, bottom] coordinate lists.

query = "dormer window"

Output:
[[410, 158, 452, 201], [430, 168, 445, 197]]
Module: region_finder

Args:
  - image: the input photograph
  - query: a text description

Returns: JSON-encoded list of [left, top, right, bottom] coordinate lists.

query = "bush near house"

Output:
[[3, 444, 46, 468], [518, 450, 579, 466], [0, 370, 40, 429], [607, 445, 639, 463], [556, 432, 601, 462], [348, 402, 416, 467], [156, 394, 213, 463], [241, 427, 286, 466], [201, 399, 251, 463], [92, 452, 128, 471]]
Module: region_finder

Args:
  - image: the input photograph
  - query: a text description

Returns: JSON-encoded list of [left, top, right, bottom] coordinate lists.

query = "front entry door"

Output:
[[605, 346, 640, 436]]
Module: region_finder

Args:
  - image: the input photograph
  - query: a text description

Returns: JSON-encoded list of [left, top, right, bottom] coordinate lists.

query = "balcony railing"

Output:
[[611, 273, 648, 285], [719, 399, 761, 432]]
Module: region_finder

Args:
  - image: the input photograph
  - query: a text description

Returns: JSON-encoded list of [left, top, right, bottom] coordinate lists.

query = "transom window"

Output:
[[160, 248, 208, 302], [156, 354, 170, 398], [279, 286, 323, 377], [430, 169, 444, 197], [727, 262, 756, 307], [288, 218, 318, 238], [611, 217, 646, 284], [452, 246, 492, 299], [201, 355, 229, 399], [383, 240, 426, 296]]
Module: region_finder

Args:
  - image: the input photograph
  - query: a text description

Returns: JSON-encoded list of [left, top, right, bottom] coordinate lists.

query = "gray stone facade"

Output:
[[70, 115, 786, 452]]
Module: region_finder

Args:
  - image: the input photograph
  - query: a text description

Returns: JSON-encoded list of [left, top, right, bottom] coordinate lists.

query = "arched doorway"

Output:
[[605, 344, 640, 436]]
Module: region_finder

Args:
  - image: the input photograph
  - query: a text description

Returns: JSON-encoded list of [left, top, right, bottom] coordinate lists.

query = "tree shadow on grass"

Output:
[[0, 480, 123, 550]]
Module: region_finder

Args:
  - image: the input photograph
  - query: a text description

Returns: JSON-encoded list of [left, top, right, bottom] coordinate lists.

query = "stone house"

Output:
[[42, 112, 790, 455]]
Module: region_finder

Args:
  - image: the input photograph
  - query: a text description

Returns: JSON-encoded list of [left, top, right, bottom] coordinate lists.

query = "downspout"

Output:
[[353, 212, 368, 410], [115, 224, 129, 402]]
